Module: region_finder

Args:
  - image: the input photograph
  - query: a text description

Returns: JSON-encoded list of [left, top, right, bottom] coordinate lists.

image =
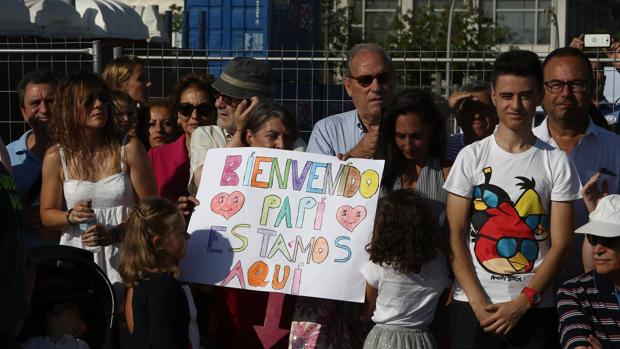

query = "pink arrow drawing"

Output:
[[254, 292, 290, 348]]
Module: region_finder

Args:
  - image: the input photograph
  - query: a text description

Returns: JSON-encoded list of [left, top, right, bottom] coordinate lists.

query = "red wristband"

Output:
[[522, 287, 541, 306]]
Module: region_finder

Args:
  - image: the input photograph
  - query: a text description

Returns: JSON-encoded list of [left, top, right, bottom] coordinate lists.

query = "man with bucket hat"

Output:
[[188, 57, 305, 194], [557, 192, 620, 349]]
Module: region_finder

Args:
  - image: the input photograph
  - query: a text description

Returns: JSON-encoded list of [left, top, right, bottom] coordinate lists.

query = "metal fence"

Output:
[[0, 39, 100, 143], [2, 41, 620, 143]]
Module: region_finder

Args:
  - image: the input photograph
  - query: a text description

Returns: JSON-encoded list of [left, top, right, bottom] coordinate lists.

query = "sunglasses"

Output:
[[349, 72, 393, 88], [176, 102, 213, 117], [586, 234, 619, 248], [84, 91, 109, 107], [213, 91, 247, 107]]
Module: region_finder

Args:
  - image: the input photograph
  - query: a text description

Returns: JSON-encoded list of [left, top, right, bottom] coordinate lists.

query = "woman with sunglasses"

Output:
[[40, 71, 157, 290], [148, 73, 216, 202]]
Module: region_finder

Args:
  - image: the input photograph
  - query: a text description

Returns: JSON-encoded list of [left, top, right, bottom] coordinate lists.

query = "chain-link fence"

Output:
[[2, 41, 620, 143], [0, 39, 100, 143]]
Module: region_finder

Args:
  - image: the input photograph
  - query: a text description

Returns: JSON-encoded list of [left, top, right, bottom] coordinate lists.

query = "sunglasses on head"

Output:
[[213, 91, 246, 107], [349, 72, 393, 88], [586, 234, 619, 248], [176, 102, 213, 117]]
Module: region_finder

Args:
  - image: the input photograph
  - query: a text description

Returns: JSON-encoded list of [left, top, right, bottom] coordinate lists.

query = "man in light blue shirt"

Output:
[[307, 43, 395, 157], [534, 47, 620, 280], [7, 70, 58, 246]]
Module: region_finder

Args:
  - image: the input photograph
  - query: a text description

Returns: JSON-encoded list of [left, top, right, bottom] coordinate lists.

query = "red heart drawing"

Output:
[[336, 205, 367, 232], [210, 191, 245, 220]]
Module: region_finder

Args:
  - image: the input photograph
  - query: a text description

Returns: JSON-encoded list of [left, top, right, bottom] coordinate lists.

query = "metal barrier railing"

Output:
[[0, 39, 99, 143], [1, 41, 619, 142]]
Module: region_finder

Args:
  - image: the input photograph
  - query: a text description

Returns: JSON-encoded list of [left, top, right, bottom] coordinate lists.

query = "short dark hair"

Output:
[[460, 81, 491, 93], [17, 70, 58, 107], [491, 50, 543, 90], [542, 46, 593, 80]]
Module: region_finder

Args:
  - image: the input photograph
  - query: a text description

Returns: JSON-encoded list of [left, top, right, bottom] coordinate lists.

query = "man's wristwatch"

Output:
[[521, 287, 541, 306]]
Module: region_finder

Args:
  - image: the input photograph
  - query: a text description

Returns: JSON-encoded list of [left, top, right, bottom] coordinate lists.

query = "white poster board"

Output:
[[180, 147, 384, 302]]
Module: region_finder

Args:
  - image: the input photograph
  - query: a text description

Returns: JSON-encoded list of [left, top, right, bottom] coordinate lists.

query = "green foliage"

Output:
[[169, 4, 183, 33], [383, 2, 507, 92]]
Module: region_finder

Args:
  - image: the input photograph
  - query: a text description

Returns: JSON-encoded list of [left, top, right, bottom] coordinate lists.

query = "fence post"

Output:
[[113, 47, 123, 59], [92, 40, 102, 74]]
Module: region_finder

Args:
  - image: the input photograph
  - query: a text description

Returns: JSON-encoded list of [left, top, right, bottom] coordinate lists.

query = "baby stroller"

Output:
[[19, 245, 116, 349]]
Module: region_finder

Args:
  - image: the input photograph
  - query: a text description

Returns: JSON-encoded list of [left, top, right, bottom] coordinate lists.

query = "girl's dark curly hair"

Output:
[[366, 189, 448, 274], [375, 89, 447, 192]]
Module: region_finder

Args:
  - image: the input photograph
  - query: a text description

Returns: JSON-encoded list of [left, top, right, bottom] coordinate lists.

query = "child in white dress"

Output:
[[362, 189, 451, 349]]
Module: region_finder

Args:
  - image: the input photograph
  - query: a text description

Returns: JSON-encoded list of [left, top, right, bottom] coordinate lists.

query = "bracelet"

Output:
[[66, 209, 75, 225]]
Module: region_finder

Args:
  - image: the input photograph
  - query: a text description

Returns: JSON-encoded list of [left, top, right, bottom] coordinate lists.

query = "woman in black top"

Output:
[[120, 198, 191, 349]]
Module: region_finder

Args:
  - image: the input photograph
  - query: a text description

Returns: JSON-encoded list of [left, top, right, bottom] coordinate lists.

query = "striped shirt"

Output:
[[557, 271, 620, 349]]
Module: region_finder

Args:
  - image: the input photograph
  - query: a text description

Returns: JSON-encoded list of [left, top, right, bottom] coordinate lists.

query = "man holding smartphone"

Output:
[[533, 46, 620, 278]]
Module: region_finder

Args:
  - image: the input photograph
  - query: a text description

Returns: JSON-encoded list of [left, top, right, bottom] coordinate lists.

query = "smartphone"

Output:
[[584, 34, 611, 48]]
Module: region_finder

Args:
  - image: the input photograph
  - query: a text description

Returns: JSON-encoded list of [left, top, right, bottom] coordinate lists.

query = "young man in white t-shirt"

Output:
[[444, 50, 581, 348]]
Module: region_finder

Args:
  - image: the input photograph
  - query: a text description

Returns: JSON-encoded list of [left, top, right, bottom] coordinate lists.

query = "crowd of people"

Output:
[[2, 37, 620, 349]]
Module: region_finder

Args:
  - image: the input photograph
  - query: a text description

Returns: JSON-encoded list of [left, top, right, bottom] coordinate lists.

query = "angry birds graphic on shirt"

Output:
[[470, 167, 548, 275]]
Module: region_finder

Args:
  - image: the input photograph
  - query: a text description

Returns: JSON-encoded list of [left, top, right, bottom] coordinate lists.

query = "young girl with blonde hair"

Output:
[[120, 197, 196, 349]]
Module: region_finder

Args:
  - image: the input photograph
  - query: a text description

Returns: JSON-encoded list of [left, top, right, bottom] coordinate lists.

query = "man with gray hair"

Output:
[[307, 43, 395, 158]]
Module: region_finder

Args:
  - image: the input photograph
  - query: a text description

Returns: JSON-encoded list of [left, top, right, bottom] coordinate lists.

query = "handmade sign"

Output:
[[180, 147, 384, 302]]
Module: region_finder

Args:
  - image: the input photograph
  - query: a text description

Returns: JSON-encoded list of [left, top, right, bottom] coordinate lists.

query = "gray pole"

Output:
[[113, 47, 123, 59], [92, 40, 102, 74], [445, 0, 456, 99]]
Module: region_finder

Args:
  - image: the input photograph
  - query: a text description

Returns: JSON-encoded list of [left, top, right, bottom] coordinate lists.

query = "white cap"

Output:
[[575, 194, 620, 237]]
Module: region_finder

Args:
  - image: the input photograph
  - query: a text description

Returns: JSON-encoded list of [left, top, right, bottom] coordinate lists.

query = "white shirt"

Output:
[[443, 135, 581, 307], [361, 254, 451, 328]]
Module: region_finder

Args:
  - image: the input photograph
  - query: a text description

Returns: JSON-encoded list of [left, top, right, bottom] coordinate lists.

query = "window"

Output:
[[480, 0, 551, 44], [350, 0, 399, 42]]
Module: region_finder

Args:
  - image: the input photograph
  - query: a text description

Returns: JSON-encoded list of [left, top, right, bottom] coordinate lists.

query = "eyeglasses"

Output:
[[349, 72, 393, 88], [586, 234, 619, 248], [543, 79, 590, 94], [478, 233, 539, 262], [213, 91, 246, 107], [176, 103, 213, 118]]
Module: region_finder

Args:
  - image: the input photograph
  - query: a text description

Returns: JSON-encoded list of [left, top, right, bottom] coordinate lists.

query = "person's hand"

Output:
[[604, 40, 620, 71], [347, 125, 379, 159], [81, 224, 116, 247], [178, 195, 200, 219], [336, 153, 351, 161], [570, 34, 585, 50], [448, 91, 475, 110], [469, 301, 495, 325], [582, 172, 609, 213], [68, 200, 95, 225], [480, 294, 529, 335], [233, 97, 260, 134], [587, 334, 603, 349]]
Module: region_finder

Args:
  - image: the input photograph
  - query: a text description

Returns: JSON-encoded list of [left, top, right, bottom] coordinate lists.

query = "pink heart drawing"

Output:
[[336, 205, 367, 232], [210, 191, 245, 220]]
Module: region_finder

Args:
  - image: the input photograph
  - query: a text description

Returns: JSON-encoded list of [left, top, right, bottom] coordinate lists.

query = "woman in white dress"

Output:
[[40, 71, 156, 290]]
